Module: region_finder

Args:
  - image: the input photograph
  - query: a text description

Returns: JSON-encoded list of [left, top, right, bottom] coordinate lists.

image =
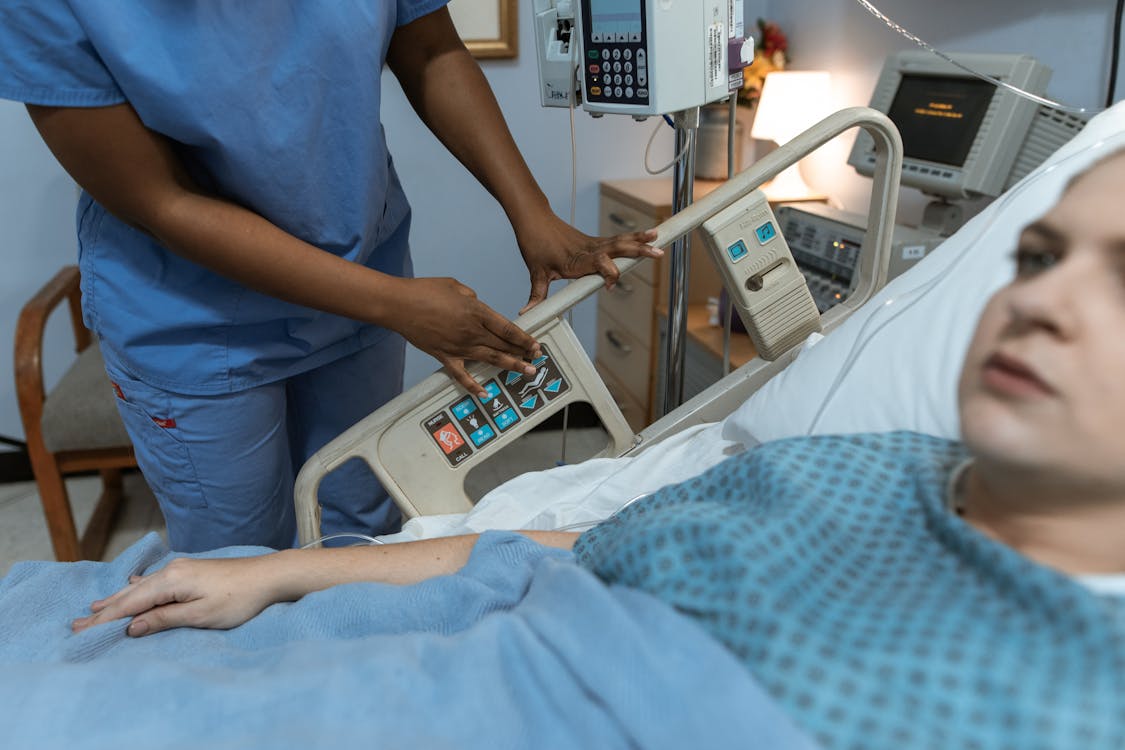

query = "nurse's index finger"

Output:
[[481, 310, 539, 358]]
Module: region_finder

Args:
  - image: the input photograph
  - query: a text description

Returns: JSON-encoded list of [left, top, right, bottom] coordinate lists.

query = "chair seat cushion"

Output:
[[41, 343, 132, 453]]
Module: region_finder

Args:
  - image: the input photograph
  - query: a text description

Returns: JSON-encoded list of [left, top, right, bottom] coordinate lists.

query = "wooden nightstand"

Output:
[[596, 178, 824, 427]]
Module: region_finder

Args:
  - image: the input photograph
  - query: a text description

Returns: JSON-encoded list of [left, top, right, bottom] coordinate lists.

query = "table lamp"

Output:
[[750, 70, 832, 201]]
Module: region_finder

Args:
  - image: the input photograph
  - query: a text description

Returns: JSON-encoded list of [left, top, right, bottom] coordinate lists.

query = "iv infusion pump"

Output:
[[533, 0, 746, 118]]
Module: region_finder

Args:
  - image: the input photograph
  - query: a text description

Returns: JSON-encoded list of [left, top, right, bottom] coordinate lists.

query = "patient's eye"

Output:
[[1013, 246, 1060, 277]]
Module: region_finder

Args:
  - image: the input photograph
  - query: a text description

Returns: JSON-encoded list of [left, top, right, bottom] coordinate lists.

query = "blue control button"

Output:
[[544, 378, 563, 394], [727, 240, 749, 263], [494, 408, 520, 431], [531, 355, 549, 367], [451, 398, 477, 420], [504, 371, 523, 386], [468, 424, 496, 447], [755, 221, 777, 244], [520, 395, 539, 411], [480, 381, 502, 404]]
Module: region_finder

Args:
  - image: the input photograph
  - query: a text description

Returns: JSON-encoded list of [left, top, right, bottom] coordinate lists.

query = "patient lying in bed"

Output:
[[59, 151, 1125, 748]]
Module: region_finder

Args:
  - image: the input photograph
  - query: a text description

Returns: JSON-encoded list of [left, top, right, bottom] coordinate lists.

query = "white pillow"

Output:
[[722, 102, 1125, 445]]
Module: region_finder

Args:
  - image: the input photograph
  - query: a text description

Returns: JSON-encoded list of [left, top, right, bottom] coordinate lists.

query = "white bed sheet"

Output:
[[386, 421, 746, 542]]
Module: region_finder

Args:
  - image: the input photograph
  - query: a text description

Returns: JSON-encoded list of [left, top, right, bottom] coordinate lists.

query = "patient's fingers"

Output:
[[88, 574, 145, 613], [73, 572, 184, 632], [126, 601, 200, 637]]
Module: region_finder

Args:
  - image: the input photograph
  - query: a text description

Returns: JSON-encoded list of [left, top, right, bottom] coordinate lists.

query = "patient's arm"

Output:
[[71, 532, 579, 637]]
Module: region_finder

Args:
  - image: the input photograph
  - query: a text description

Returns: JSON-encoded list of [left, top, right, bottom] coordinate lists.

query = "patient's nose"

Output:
[[1004, 259, 1085, 338]]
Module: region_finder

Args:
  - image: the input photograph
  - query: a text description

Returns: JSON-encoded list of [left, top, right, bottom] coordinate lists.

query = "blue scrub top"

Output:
[[0, 0, 448, 394]]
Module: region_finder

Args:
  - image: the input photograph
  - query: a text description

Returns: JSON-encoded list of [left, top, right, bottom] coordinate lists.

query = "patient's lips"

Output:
[[981, 352, 1056, 398]]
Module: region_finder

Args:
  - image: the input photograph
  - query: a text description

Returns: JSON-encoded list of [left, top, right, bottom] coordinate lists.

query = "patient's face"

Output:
[[959, 153, 1125, 493]]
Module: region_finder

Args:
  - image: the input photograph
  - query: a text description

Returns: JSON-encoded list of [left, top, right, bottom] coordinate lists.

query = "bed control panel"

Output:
[[295, 317, 634, 531], [422, 346, 572, 467], [699, 189, 823, 359]]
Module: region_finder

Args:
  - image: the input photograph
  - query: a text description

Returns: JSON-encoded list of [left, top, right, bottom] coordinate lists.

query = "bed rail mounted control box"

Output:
[[699, 191, 822, 360]]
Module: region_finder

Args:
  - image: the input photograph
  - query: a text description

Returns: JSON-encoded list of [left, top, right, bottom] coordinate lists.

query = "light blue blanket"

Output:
[[0, 531, 815, 749]]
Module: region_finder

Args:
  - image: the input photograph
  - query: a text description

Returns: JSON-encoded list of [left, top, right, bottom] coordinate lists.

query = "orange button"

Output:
[[432, 426, 465, 455], [590, 86, 602, 96]]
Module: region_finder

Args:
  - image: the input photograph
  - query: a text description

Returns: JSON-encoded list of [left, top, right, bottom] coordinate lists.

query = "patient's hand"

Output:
[[71, 555, 286, 637]]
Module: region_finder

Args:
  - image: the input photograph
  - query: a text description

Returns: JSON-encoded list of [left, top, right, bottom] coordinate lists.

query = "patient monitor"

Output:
[[849, 51, 1087, 218], [783, 51, 1088, 314]]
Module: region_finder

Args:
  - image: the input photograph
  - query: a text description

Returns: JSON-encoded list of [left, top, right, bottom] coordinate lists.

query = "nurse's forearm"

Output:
[[25, 102, 410, 328], [149, 189, 411, 324], [387, 9, 553, 234]]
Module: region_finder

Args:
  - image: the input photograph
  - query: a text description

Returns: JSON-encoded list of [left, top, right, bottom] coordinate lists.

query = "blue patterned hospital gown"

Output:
[[574, 432, 1125, 750]]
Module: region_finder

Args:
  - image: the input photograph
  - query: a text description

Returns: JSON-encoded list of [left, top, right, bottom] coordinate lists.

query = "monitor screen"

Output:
[[886, 74, 996, 167], [588, 0, 642, 39]]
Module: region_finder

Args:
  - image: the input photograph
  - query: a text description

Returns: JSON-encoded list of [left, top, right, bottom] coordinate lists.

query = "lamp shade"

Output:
[[750, 71, 833, 143]]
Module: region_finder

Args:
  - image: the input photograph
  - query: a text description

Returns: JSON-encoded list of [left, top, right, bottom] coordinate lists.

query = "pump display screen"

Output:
[[887, 74, 995, 167], [589, 0, 642, 39]]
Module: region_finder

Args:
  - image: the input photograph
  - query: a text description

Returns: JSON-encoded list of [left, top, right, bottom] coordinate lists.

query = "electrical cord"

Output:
[[300, 533, 384, 549], [554, 492, 653, 532], [644, 116, 691, 174], [1109, 0, 1125, 108]]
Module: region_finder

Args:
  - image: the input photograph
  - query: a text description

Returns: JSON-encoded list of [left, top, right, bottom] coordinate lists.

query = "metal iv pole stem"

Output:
[[660, 107, 700, 417]]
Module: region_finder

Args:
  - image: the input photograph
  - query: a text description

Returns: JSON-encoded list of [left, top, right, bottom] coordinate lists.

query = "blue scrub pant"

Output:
[[103, 335, 405, 552]]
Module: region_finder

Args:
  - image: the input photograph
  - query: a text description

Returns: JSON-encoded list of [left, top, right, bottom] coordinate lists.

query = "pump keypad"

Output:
[[583, 6, 649, 107]]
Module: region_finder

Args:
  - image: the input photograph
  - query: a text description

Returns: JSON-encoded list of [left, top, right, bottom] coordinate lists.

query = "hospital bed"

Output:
[[293, 106, 906, 545], [293, 101, 1124, 546], [2, 101, 1121, 750]]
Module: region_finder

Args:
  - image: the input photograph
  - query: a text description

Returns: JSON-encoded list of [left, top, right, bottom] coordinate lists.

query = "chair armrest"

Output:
[[15, 266, 87, 432]]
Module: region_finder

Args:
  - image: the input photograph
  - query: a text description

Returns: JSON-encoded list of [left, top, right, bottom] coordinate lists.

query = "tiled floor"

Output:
[[0, 427, 609, 577]]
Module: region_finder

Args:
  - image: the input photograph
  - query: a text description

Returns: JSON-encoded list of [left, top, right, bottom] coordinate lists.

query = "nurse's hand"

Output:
[[71, 556, 285, 637], [517, 214, 662, 314], [395, 277, 541, 397]]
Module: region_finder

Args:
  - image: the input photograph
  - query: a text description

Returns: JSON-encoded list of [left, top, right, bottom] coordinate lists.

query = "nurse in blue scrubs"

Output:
[[0, 1, 660, 552]]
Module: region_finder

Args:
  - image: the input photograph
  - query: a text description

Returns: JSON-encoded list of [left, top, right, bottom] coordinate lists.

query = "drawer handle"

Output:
[[608, 212, 639, 231], [604, 330, 632, 354]]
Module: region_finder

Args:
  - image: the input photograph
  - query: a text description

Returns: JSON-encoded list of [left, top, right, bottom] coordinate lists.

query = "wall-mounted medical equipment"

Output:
[[294, 107, 905, 544], [533, 0, 745, 117], [776, 203, 942, 314]]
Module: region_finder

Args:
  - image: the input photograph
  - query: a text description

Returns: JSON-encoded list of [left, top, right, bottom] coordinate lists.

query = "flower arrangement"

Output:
[[737, 19, 789, 109]]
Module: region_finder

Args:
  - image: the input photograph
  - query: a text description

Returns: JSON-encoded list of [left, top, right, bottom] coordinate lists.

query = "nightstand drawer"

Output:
[[595, 309, 651, 407], [596, 362, 648, 432], [599, 197, 657, 286], [597, 275, 654, 345]]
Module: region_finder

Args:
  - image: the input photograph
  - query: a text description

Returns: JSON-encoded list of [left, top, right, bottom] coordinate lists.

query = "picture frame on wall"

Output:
[[448, 0, 518, 59]]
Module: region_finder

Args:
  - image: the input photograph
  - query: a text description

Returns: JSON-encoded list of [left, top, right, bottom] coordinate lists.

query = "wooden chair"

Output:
[[15, 265, 138, 561]]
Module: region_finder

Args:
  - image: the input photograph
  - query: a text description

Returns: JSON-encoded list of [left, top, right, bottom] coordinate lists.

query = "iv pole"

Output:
[[660, 107, 700, 417]]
